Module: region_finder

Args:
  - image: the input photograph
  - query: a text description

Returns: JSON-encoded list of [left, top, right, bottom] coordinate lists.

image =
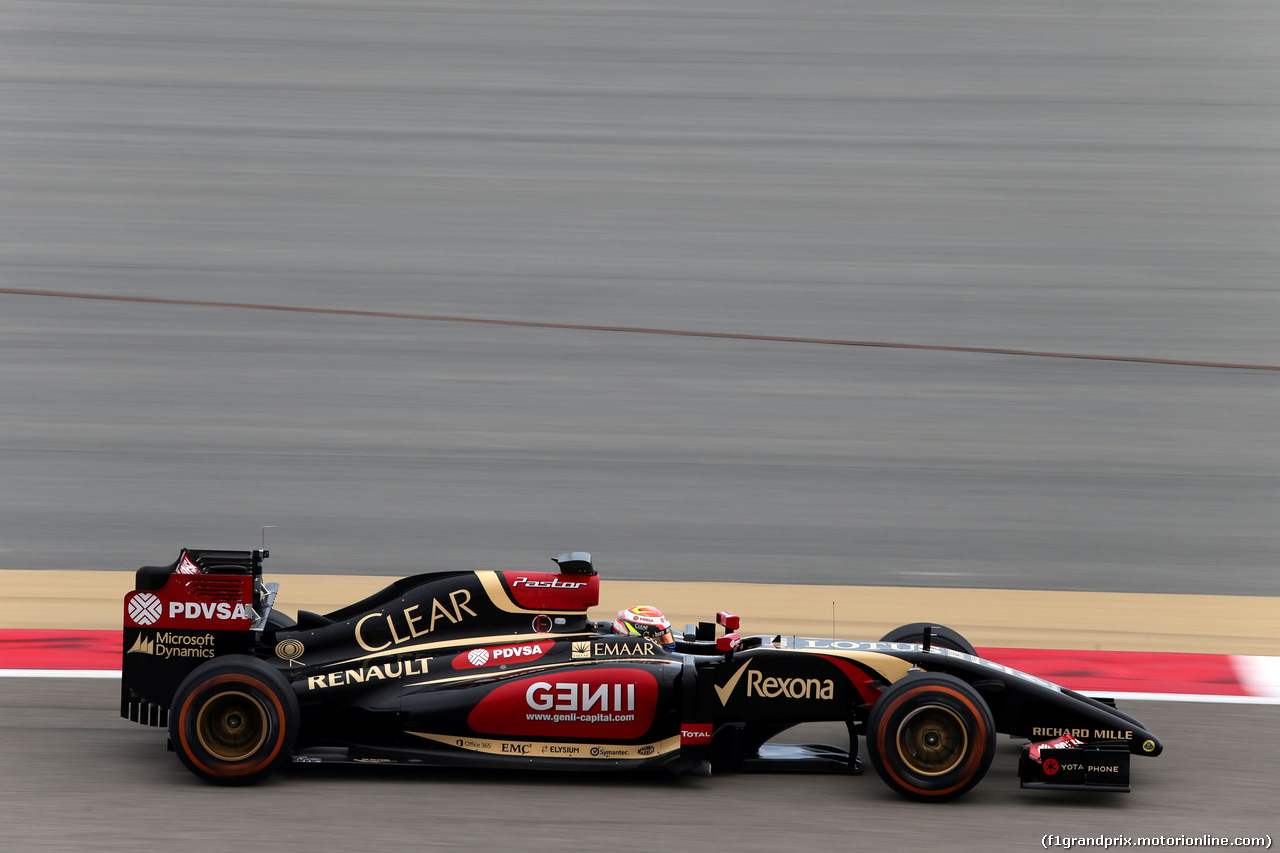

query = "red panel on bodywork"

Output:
[[123, 575, 253, 630], [468, 667, 656, 738], [816, 655, 883, 705], [498, 572, 600, 611]]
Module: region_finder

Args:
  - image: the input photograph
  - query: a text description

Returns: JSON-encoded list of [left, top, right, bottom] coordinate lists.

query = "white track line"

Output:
[[1083, 690, 1280, 705], [1231, 655, 1280, 700], [0, 669, 121, 678], [4, 669, 1280, 704]]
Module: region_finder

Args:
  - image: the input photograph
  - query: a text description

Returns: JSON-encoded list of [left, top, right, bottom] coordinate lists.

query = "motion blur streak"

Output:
[[3, 288, 1277, 372]]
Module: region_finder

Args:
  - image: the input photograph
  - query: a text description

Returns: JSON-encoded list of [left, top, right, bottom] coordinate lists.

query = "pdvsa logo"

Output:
[[128, 594, 162, 626], [169, 601, 252, 621], [453, 642, 551, 670]]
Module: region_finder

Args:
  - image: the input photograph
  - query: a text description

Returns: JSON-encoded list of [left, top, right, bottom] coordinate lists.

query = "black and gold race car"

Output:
[[120, 548, 1162, 799]]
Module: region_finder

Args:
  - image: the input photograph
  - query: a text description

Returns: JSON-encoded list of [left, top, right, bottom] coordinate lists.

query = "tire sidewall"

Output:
[[169, 655, 299, 785], [878, 623, 978, 657], [866, 673, 995, 801]]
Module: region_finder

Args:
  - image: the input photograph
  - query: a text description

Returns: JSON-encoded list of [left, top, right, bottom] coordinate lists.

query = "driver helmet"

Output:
[[613, 605, 675, 651]]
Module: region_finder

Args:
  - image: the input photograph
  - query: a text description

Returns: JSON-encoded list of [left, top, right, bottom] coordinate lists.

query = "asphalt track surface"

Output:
[[2, 0, 1279, 850], [1, 678, 1276, 853]]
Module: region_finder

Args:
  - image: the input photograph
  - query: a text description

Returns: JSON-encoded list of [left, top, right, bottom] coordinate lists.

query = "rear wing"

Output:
[[121, 548, 276, 727]]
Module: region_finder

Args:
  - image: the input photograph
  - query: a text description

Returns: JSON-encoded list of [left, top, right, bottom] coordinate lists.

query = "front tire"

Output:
[[866, 673, 994, 801], [879, 622, 977, 657], [169, 656, 299, 785]]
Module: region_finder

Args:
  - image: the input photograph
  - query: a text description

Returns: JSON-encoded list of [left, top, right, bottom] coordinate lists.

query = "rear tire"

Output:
[[866, 673, 995, 801], [169, 655, 299, 785], [879, 622, 977, 657]]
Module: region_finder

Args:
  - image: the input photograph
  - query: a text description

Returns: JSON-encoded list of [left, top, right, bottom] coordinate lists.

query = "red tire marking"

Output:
[[177, 672, 287, 779], [874, 683, 991, 798]]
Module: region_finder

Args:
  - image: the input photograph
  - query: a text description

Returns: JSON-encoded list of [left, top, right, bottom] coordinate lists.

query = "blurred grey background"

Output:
[[2, 0, 1277, 593]]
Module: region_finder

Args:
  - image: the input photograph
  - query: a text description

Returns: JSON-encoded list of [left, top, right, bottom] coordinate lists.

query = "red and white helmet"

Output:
[[613, 605, 675, 651]]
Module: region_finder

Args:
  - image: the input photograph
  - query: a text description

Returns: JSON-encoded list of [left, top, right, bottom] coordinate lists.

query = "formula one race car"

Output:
[[120, 548, 1163, 800]]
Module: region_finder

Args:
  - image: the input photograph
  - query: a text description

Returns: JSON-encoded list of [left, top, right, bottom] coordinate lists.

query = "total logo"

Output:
[[453, 642, 551, 670], [681, 724, 713, 744], [511, 576, 588, 589]]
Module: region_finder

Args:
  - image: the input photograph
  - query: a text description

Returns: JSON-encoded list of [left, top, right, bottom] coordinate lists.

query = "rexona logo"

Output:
[[510, 576, 588, 589], [453, 642, 551, 670], [467, 668, 657, 739], [746, 670, 834, 701], [354, 589, 478, 652], [714, 661, 835, 705]]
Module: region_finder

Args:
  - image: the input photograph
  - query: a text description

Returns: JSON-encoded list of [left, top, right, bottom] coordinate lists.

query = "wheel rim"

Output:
[[195, 690, 269, 762], [895, 703, 968, 776]]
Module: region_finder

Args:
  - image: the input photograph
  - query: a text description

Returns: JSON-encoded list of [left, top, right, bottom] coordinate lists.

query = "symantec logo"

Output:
[[453, 642, 552, 670]]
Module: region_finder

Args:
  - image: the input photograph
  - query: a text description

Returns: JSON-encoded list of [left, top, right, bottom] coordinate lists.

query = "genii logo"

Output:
[[467, 668, 657, 739], [453, 642, 552, 670]]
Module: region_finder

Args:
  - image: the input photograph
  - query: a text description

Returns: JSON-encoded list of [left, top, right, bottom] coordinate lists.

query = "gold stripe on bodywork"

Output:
[[408, 731, 681, 760], [476, 571, 589, 616], [404, 657, 682, 689], [792, 648, 917, 684], [329, 631, 593, 668]]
